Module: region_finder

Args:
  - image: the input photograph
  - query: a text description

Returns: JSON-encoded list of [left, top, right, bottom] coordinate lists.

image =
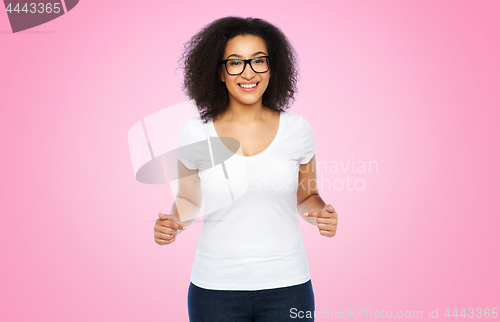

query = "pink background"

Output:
[[1, 1, 499, 321]]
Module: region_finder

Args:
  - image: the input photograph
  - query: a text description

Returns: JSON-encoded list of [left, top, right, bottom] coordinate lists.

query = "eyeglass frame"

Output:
[[220, 56, 271, 76]]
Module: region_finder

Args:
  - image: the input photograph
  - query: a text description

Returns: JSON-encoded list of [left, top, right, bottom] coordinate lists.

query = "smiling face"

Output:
[[219, 34, 271, 108]]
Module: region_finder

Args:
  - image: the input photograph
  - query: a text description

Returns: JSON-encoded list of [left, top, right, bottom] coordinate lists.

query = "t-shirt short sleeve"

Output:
[[176, 119, 198, 170], [299, 116, 316, 164]]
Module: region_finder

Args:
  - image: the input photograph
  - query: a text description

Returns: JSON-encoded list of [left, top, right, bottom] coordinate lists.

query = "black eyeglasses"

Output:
[[220, 56, 271, 75]]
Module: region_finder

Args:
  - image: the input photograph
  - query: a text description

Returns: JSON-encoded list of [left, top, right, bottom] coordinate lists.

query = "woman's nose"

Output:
[[241, 62, 255, 78]]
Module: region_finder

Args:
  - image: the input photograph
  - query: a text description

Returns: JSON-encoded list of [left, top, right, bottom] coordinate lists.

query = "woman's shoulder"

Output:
[[181, 115, 209, 139], [281, 110, 309, 126]]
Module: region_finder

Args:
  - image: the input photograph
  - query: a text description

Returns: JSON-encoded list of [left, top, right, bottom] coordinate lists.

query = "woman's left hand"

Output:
[[305, 204, 338, 237]]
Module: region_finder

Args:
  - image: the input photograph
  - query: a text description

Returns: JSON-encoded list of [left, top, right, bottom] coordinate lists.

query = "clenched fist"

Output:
[[154, 212, 186, 245], [305, 204, 338, 237]]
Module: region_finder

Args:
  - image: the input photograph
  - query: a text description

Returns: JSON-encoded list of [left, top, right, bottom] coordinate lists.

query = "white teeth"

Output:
[[239, 83, 257, 88]]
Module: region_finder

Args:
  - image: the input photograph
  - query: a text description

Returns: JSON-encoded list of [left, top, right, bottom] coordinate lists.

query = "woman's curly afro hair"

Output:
[[178, 16, 299, 123]]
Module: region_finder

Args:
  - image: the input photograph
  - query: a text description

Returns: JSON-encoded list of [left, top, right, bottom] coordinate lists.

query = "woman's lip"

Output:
[[238, 81, 259, 85], [238, 82, 259, 92]]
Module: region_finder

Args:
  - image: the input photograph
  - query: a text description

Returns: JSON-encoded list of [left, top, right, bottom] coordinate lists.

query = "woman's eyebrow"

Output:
[[226, 51, 267, 59]]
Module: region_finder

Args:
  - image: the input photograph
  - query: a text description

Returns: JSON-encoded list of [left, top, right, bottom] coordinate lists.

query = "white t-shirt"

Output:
[[176, 110, 316, 290]]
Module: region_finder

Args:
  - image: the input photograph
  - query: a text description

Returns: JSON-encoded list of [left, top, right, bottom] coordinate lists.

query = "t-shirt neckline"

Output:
[[208, 111, 285, 160]]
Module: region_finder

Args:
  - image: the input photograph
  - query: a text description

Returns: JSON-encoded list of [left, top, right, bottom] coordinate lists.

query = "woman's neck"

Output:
[[217, 99, 270, 124]]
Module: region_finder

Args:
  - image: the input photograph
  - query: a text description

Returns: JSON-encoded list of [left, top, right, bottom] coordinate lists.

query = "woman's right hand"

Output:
[[154, 212, 186, 245]]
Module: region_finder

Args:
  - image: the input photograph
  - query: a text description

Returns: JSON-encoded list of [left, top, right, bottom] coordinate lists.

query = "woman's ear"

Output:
[[219, 66, 225, 82]]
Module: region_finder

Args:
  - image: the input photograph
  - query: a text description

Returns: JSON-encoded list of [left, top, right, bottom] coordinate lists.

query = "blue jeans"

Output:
[[187, 279, 315, 321]]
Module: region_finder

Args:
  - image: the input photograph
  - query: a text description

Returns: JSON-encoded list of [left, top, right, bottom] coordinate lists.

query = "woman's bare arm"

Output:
[[173, 159, 203, 234], [297, 156, 327, 226]]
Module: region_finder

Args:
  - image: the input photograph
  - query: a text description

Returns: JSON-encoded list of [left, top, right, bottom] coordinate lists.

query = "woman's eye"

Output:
[[230, 60, 242, 66], [253, 59, 264, 64]]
